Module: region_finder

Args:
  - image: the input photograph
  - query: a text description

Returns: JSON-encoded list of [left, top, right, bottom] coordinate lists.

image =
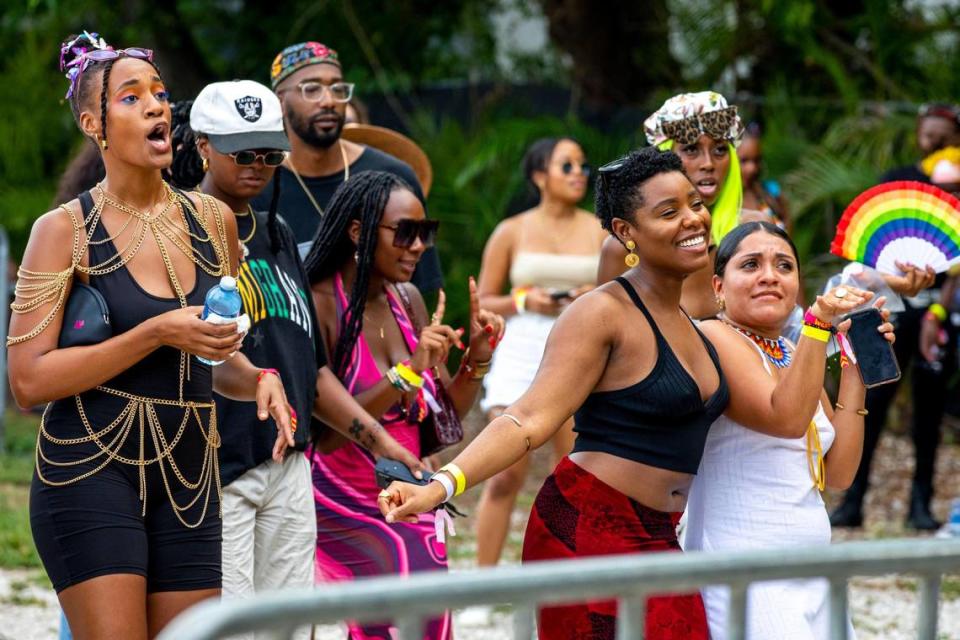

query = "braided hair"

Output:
[[302, 170, 414, 377], [60, 32, 161, 148], [595, 147, 683, 232], [168, 99, 285, 254]]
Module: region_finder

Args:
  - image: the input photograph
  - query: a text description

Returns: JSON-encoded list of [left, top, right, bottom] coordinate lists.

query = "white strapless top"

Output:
[[509, 252, 599, 291]]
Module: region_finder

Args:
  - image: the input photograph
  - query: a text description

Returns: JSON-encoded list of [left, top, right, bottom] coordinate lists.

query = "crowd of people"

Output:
[[4, 29, 959, 640]]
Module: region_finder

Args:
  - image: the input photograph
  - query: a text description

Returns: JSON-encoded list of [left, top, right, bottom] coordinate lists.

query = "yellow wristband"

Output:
[[437, 463, 467, 497], [394, 362, 424, 389], [801, 325, 831, 343], [929, 303, 948, 323], [513, 288, 528, 314]]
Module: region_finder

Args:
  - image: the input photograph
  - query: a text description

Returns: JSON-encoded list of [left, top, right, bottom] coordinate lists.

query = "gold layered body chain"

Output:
[[8, 183, 230, 527]]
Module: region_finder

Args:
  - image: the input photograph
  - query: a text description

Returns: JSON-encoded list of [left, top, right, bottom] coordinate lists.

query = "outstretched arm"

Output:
[[379, 289, 620, 522]]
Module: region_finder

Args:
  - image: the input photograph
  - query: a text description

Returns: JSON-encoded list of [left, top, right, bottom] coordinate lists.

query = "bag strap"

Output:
[[393, 283, 424, 335]]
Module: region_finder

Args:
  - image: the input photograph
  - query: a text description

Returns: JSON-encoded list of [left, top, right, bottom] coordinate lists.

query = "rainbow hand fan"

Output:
[[831, 181, 960, 275]]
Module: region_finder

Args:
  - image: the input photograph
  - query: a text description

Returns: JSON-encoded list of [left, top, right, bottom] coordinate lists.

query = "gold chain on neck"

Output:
[[284, 140, 351, 218]]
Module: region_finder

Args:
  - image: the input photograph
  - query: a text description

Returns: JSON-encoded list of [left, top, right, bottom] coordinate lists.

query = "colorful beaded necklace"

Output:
[[722, 321, 793, 369]]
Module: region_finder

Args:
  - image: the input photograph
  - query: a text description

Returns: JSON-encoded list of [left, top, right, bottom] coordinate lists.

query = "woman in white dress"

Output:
[[684, 221, 895, 639], [473, 137, 605, 568]]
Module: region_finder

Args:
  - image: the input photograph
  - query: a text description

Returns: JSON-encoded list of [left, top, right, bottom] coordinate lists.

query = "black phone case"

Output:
[[375, 457, 433, 489], [846, 308, 901, 388]]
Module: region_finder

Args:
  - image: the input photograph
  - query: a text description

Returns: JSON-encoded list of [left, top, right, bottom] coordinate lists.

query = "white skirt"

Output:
[[480, 312, 556, 412]]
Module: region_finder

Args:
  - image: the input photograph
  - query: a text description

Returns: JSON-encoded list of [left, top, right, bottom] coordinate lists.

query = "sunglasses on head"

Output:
[[380, 219, 440, 249], [228, 150, 286, 166], [81, 47, 154, 65], [661, 106, 739, 146], [559, 161, 591, 177]]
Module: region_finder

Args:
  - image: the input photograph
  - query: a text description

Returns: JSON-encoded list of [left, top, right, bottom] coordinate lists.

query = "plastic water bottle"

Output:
[[197, 276, 242, 366], [936, 499, 960, 538]]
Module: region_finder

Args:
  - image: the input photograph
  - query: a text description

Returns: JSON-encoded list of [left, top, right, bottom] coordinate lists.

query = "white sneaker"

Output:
[[458, 605, 494, 626]]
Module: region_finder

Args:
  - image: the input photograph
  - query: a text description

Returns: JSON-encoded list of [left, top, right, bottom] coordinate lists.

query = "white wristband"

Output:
[[432, 472, 455, 503]]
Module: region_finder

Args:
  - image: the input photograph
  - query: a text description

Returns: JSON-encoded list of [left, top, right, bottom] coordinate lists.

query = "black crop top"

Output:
[[572, 277, 730, 474]]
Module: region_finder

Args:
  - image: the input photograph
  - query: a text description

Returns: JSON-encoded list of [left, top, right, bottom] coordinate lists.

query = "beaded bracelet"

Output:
[[386, 367, 413, 392]]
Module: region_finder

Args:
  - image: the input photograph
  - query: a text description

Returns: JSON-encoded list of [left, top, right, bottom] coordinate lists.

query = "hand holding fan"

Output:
[[830, 181, 960, 275]]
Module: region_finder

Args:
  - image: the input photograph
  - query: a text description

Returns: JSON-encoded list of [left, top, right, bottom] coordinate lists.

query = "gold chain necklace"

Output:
[[236, 205, 257, 246], [284, 140, 351, 218]]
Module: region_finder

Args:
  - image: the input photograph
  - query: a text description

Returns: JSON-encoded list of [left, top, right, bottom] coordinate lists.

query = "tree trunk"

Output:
[[539, 0, 677, 108]]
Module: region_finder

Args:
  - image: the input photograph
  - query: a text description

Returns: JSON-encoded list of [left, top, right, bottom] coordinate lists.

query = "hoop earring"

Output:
[[624, 240, 639, 268], [202, 157, 209, 173]]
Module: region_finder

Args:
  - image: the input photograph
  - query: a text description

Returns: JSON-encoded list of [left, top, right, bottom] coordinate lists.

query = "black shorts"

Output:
[[30, 404, 221, 593]]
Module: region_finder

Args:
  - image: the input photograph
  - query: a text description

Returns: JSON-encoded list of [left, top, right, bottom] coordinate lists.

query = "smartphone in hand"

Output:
[[375, 457, 433, 489], [845, 308, 900, 388]]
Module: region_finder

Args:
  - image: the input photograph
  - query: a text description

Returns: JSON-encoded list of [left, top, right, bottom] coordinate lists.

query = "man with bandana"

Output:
[[252, 42, 442, 292]]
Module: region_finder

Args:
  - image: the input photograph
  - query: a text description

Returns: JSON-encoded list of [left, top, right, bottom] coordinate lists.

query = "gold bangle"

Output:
[[835, 401, 868, 416], [496, 413, 529, 450], [801, 325, 831, 343]]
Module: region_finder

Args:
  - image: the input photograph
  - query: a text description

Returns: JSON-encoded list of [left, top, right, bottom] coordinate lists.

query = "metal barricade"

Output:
[[158, 538, 960, 640]]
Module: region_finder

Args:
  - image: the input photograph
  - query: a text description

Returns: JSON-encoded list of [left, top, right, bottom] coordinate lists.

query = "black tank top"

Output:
[[48, 188, 220, 420], [572, 277, 730, 474]]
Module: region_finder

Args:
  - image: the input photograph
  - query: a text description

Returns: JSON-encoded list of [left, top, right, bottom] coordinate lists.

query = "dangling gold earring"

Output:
[[716, 296, 726, 311], [97, 135, 107, 151], [202, 157, 209, 172], [624, 240, 639, 268]]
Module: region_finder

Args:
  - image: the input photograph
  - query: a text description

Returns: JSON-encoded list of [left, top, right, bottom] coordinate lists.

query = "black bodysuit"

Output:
[[30, 188, 225, 593]]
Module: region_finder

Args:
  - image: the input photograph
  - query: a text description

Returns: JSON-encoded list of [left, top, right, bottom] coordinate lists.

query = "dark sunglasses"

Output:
[[660, 106, 739, 146], [598, 155, 629, 178], [229, 150, 286, 166], [380, 219, 440, 249], [560, 161, 591, 177]]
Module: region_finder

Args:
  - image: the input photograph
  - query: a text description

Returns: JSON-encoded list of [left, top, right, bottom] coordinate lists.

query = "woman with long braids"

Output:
[[304, 170, 504, 640], [684, 222, 893, 638], [380, 148, 728, 639], [169, 81, 422, 615], [597, 91, 744, 319], [7, 33, 294, 637]]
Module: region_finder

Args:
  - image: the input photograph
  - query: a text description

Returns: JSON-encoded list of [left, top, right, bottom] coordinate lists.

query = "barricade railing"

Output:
[[158, 538, 960, 640]]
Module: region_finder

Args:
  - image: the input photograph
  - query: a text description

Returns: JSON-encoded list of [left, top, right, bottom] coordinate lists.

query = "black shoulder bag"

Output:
[[393, 284, 464, 455]]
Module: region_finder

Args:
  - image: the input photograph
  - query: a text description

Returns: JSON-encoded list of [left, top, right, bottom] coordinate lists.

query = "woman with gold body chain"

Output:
[[7, 32, 293, 638]]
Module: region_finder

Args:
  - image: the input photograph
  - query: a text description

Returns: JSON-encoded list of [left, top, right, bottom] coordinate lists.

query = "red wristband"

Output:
[[803, 308, 833, 332], [257, 368, 280, 384]]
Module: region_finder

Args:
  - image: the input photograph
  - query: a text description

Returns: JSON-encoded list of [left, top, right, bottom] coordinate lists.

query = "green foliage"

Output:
[[0, 412, 41, 569]]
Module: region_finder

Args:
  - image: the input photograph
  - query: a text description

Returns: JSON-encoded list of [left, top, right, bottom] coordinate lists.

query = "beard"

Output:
[[286, 105, 344, 149]]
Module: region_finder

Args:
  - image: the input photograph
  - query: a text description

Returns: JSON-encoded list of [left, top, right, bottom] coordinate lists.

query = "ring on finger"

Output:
[[378, 490, 392, 500], [834, 287, 848, 299]]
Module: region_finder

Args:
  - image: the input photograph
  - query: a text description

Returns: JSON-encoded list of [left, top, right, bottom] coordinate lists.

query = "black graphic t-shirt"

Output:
[[215, 211, 327, 486], [251, 146, 443, 293]]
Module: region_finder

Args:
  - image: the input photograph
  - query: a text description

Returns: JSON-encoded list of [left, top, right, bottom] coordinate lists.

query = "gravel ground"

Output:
[[4, 421, 960, 639]]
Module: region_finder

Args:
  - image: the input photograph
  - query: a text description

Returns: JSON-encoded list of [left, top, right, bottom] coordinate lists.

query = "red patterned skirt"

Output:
[[521, 456, 708, 640]]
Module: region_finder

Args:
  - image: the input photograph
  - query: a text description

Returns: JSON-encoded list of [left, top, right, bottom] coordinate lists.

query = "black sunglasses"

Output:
[[380, 219, 440, 249], [229, 150, 286, 166], [560, 161, 591, 177]]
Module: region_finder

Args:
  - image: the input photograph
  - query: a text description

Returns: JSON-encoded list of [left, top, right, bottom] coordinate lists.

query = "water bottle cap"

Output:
[[220, 276, 237, 290]]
